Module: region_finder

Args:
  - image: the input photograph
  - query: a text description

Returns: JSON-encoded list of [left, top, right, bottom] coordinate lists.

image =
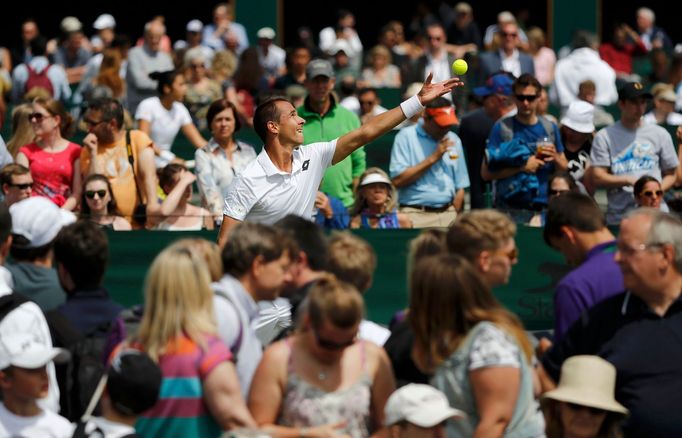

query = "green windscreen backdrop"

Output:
[[550, 0, 600, 50], [104, 226, 567, 331]]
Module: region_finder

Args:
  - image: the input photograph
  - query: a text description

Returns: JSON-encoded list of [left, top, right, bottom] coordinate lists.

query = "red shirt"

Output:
[[20, 142, 81, 206], [599, 42, 647, 75]]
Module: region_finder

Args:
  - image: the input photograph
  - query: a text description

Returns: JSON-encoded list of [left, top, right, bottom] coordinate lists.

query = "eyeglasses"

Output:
[[549, 189, 570, 196], [642, 190, 663, 198], [515, 94, 539, 102], [313, 330, 356, 351], [85, 190, 107, 199], [83, 118, 109, 127], [427, 36, 443, 41], [9, 182, 33, 190], [565, 402, 607, 415], [616, 241, 664, 256], [501, 32, 518, 38], [29, 112, 52, 122]]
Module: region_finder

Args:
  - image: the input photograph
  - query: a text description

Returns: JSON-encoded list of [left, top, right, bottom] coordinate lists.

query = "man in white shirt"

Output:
[[256, 27, 286, 86], [217, 73, 463, 247]]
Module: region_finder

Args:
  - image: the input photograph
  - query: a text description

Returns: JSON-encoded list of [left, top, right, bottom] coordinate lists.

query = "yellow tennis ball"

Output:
[[452, 59, 468, 75]]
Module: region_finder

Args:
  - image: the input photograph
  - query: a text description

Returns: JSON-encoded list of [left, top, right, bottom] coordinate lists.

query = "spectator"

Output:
[[5, 104, 34, 159], [543, 192, 623, 342], [412, 24, 455, 90], [599, 23, 647, 81], [384, 383, 465, 437], [135, 69, 207, 168], [636, 7, 672, 53], [540, 210, 682, 436], [633, 175, 663, 210], [542, 356, 627, 438], [560, 100, 595, 192], [327, 231, 391, 346], [589, 81, 678, 224], [528, 171, 580, 226], [0, 164, 33, 207], [183, 48, 223, 130], [351, 167, 411, 228], [479, 21, 535, 85], [319, 9, 363, 71], [482, 74, 567, 219], [154, 164, 213, 230], [577, 79, 614, 128], [249, 274, 396, 436], [53, 18, 92, 85], [483, 11, 529, 51], [255, 27, 286, 87], [125, 20, 174, 115], [0, 333, 71, 437], [15, 97, 81, 209], [180, 20, 214, 66], [80, 98, 158, 227], [361, 45, 402, 88], [550, 31, 618, 110], [272, 46, 311, 91], [0, 202, 61, 413], [11, 36, 71, 104], [298, 58, 366, 209], [213, 222, 293, 396], [79, 174, 131, 230], [390, 97, 469, 227], [8, 197, 75, 312], [376, 24, 411, 86], [129, 242, 256, 435], [527, 27, 556, 86], [195, 99, 257, 221], [201, 2, 249, 55], [80, 48, 127, 105], [90, 14, 117, 54], [410, 254, 545, 436], [445, 2, 482, 51], [537, 88, 558, 124], [358, 87, 388, 124], [460, 73, 515, 209], [642, 83, 682, 126], [10, 19, 39, 66], [76, 349, 161, 437]]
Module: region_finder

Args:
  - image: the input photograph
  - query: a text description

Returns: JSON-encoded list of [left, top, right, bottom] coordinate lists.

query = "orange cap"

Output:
[[425, 106, 458, 127]]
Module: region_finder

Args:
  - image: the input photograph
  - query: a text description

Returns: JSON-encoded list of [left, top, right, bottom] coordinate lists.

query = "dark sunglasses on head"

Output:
[[29, 112, 50, 122], [314, 330, 356, 351], [642, 190, 663, 198], [565, 402, 607, 415], [85, 190, 107, 199], [515, 94, 538, 102], [9, 182, 33, 190]]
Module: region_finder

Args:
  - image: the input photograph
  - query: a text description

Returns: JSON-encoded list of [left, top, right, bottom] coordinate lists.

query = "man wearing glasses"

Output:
[[0, 164, 33, 207], [540, 209, 682, 437], [589, 81, 679, 225], [478, 21, 534, 86], [482, 74, 567, 219], [412, 24, 455, 88]]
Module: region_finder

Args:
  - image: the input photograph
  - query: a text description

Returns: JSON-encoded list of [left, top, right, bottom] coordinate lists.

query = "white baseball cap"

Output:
[[384, 383, 465, 427], [359, 172, 392, 187], [0, 333, 69, 370], [93, 14, 116, 30], [257, 27, 276, 40], [10, 197, 77, 248], [186, 19, 204, 33], [561, 100, 595, 134], [60, 16, 83, 33]]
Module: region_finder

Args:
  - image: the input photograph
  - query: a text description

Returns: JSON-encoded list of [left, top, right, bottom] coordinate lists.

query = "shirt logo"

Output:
[[302, 160, 310, 171]]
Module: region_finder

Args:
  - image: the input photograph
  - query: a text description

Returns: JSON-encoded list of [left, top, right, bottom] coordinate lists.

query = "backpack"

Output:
[[47, 311, 112, 421], [24, 65, 55, 98]]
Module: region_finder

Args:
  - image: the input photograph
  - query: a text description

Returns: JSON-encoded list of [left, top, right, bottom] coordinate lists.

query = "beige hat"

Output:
[[543, 355, 629, 414]]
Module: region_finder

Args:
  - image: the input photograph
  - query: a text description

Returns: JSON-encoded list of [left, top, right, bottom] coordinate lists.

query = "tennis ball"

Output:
[[451, 59, 468, 75]]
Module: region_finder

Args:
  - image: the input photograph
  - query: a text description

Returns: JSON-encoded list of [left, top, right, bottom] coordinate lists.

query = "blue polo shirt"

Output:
[[389, 122, 470, 208], [543, 291, 682, 437]]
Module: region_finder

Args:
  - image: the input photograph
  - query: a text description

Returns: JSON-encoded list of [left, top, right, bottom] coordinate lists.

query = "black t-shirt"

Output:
[[542, 291, 682, 437], [459, 108, 495, 209], [563, 139, 592, 182], [383, 319, 430, 388]]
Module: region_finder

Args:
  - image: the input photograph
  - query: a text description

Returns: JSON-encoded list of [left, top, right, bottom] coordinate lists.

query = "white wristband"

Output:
[[400, 94, 425, 119]]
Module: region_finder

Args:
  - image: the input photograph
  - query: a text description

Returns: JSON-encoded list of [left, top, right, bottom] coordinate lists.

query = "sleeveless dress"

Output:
[[359, 209, 400, 229], [278, 339, 373, 438]]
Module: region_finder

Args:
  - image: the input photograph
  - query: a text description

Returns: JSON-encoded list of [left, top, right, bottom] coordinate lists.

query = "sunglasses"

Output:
[[85, 190, 107, 199], [29, 112, 51, 122], [549, 189, 570, 196], [427, 36, 443, 41], [359, 100, 376, 106], [642, 190, 663, 198], [83, 118, 109, 127], [501, 32, 518, 38], [515, 94, 539, 102], [565, 402, 607, 415], [9, 182, 33, 190], [313, 330, 356, 351]]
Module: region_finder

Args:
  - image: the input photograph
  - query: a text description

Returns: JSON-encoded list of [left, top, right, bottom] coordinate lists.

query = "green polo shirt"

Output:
[[297, 97, 366, 207]]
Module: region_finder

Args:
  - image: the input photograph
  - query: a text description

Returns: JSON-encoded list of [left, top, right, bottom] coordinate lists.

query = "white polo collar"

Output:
[[257, 147, 303, 177]]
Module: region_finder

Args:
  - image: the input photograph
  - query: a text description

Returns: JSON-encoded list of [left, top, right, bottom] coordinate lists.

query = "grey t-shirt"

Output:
[[591, 121, 679, 224]]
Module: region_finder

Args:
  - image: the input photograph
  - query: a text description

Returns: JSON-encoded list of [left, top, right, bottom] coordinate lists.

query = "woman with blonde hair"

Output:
[[410, 254, 545, 437], [527, 27, 556, 86], [16, 97, 82, 209], [6, 103, 35, 158], [350, 167, 412, 228], [126, 243, 255, 436], [249, 274, 396, 437], [360, 45, 402, 88]]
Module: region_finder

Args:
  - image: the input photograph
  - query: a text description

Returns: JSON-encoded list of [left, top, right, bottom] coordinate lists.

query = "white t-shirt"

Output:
[[82, 416, 136, 438], [642, 111, 682, 126], [223, 140, 337, 224], [134, 96, 193, 167], [0, 403, 72, 438]]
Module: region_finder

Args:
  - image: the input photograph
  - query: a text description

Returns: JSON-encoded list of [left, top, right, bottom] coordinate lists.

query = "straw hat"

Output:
[[543, 355, 628, 414]]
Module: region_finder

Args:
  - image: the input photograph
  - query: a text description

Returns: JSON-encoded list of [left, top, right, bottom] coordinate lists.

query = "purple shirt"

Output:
[[553, 240, 624, 342]]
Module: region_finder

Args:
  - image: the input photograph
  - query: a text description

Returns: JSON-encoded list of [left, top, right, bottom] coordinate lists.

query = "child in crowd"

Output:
[[0, 333, 72, 437]]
